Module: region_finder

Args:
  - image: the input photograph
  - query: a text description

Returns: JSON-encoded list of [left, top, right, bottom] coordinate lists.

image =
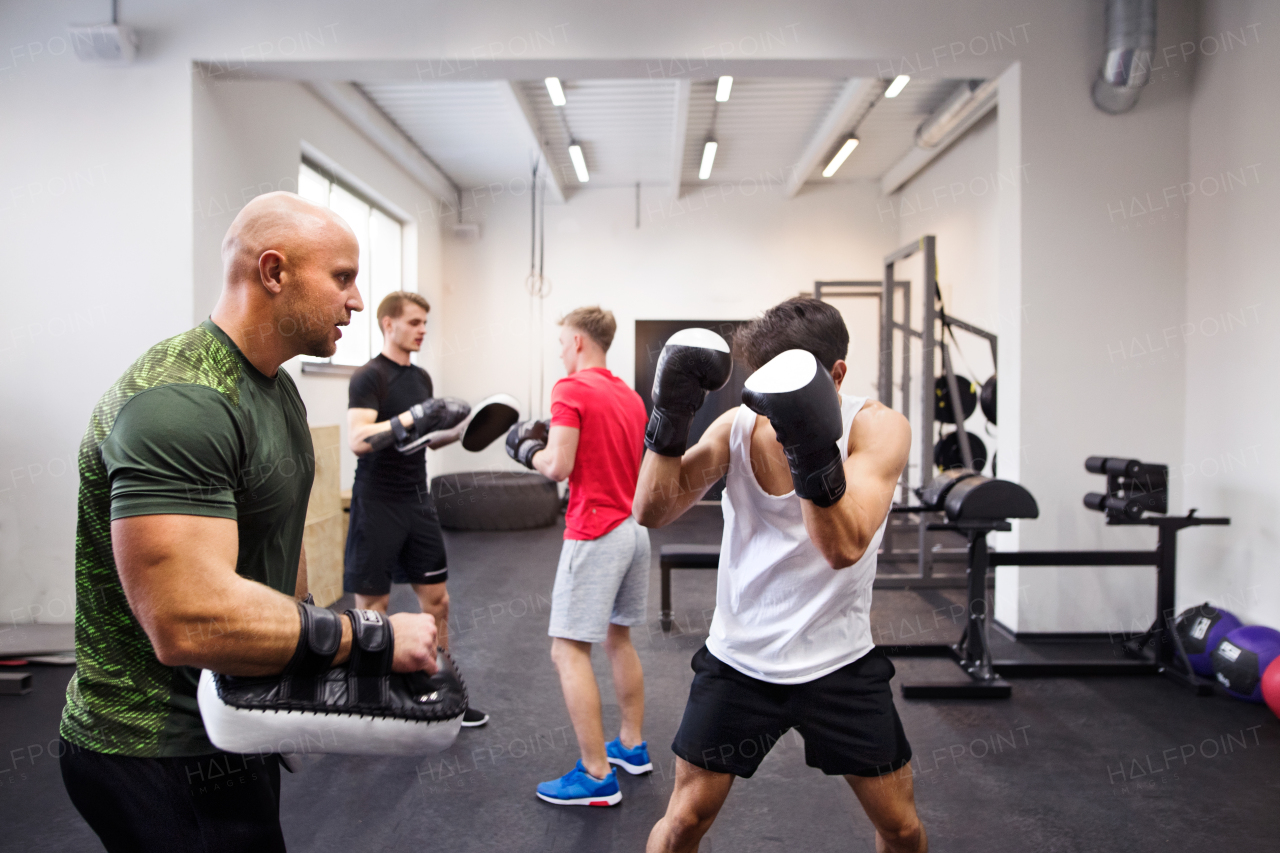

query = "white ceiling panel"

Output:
[[680, 78, 846, 187], [517, 78, 682, 189], [358, 80, 542, 189]]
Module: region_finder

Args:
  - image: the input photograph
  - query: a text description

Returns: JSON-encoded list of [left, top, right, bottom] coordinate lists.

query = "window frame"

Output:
[[296, 151, 412, 375]]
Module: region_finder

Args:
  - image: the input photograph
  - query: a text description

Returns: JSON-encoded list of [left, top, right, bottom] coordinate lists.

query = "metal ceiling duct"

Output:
[[914, 78, 998, 150], [1092, 0, 1157, 114]]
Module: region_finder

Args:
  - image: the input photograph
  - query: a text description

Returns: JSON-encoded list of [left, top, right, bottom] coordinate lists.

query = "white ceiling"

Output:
[[357, 75, 966, 197]]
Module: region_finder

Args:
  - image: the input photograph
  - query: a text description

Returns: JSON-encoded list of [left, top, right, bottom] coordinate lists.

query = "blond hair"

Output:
[[377, 291, 430, 330], [559, 306, 617, 352]]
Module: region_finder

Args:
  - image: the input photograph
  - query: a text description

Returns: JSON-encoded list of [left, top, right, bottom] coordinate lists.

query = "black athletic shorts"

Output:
[[672, 645, 913, 778], [344, 494, 448, 595], [60, 739, 284, 853]]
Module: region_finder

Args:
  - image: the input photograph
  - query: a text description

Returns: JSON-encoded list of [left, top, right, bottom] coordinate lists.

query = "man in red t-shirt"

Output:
[[505, 306, 652, 806]]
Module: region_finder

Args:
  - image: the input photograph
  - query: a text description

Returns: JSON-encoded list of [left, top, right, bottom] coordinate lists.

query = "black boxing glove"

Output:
[[645, 328, 733, 456], [741, 349, 846, 508], [391, 397, 471, 454], [506, 419, 550, 469]]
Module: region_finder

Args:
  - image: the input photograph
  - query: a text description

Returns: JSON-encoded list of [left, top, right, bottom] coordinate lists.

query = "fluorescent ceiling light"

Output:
[[568, 143, 589, 182], [884, 74, 910, 98], [698, 140, 718, 180], [822, 137, 859, 177], [715, 76, 733, 102], [545, 77, 567, 106]]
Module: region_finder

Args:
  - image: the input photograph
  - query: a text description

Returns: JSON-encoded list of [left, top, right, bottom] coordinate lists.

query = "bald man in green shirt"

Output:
[[59, 193, 440, 852]]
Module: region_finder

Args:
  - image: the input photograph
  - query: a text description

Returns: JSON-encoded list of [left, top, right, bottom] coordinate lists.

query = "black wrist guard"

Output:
[[345, 609, 395, 706], [644, 407, 695, 457], [390, 415, 412, 444], [281, 601, 343, 701], [785, 444, 847, 508]]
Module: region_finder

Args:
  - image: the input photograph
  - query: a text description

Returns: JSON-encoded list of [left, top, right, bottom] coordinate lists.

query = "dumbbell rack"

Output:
[[884, 512, 1230, 699]]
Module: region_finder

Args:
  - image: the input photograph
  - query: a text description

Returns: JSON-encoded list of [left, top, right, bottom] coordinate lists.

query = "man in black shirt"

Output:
[[346, 290, 488, 727]]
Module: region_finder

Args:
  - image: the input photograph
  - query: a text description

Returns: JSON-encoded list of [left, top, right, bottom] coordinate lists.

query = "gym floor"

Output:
[[3, 506, 1276, 852]]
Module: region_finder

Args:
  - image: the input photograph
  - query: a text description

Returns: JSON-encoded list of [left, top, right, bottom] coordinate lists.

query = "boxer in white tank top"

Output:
[[707, 394, 886, 684], [635, 298, 927, 853]]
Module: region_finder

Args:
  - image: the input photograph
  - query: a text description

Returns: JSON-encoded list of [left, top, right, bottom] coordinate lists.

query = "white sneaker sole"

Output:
[[536, 790, 623, 807], [607, 756, 653, 775]]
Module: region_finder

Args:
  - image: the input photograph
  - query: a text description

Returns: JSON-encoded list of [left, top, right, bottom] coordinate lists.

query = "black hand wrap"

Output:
[[345, 609, 395, 707], [281, 600, 343, 702], [645, 329, 733, 457]]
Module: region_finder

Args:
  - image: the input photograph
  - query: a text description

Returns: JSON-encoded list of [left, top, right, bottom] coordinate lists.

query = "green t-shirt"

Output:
[[60, 319, 314, 757]]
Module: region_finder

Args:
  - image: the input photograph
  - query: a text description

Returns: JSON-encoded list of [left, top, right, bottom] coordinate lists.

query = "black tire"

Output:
[[430, 471, 561, 531]]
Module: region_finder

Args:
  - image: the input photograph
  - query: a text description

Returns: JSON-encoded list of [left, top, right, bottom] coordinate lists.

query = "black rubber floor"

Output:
[[3, 505, 1276, 851]]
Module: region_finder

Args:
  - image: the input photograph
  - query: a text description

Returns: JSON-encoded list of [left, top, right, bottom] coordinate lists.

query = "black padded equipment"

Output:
[[943, 475, 1039, 521], [934, 375, 977, 424], [934, 430, 988, 472], [198, 603, 468, 756], [916, 468, 980, 510], [980, 375, 997, 424], [461, 394, 520, 452], [917, 469, 1039, 521], [431, 471, 560, 530]]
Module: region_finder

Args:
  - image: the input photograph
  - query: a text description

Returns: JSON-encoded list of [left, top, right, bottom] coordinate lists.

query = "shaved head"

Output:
[[221, 191, 355, 284], [214, 191, 364, 362]]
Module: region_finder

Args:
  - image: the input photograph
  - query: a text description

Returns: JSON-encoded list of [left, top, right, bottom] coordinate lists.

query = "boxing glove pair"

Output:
[[645, 329, 845, 508]]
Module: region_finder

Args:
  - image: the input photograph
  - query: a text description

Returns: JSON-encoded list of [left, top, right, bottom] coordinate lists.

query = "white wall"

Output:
[[1180, 0, 1279, 628], [431, 179, 899, 477], [1006, 1, 1199, 633], [192, 78, 445, 490]]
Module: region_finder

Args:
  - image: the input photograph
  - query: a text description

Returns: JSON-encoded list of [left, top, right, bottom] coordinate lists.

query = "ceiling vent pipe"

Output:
[[1092, 0, 1156, 114], [915, 78, 999, 149]]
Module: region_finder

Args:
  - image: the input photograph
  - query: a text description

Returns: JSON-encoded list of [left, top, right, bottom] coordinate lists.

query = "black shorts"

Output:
[[672, 645, 913, 778], [60, 739, 284, 853], [344, 494, 448, 595]]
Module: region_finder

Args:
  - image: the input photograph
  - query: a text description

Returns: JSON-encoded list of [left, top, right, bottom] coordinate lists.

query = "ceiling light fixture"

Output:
[[822, 137, 859, 177], [545, 77, 567, 106], [884, 74, 910, 98], [568, 142, 589, 182], [698, 140, 718, 180], [715, 76, 733, 102]]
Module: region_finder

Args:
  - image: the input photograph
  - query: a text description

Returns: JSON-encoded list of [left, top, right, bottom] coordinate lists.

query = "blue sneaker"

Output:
[[536, 760, 622, 806], [606, 738, 653, 775]]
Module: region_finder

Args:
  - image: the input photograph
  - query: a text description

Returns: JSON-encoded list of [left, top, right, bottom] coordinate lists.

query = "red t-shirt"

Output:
[[550, 367, 648, 540]]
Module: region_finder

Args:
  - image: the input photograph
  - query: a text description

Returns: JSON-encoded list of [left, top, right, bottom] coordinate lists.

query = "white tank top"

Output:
[[705, 395, 884, 684]]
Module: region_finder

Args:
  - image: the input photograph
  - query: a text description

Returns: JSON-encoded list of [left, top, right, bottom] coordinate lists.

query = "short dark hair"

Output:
[[734, 297, 849, 371]]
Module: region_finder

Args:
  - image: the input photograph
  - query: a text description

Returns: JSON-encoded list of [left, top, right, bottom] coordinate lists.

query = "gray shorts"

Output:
[[548, 517, 651, 643]]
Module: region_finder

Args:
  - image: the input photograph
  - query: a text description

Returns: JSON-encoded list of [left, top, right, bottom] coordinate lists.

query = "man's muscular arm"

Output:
[[113, 514, 439, 675], [634, 408, 734, 528], [801, 402, 910, 569]]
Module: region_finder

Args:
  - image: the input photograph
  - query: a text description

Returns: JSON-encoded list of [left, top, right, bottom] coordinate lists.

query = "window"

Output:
[[297, 160, 405, 368]]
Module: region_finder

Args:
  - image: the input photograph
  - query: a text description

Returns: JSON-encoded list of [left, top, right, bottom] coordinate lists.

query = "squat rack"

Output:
[[877, 236, 999, 584]]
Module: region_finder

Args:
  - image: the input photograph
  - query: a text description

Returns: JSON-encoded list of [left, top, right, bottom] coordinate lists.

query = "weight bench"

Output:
[[659, 545, 720, 632]]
